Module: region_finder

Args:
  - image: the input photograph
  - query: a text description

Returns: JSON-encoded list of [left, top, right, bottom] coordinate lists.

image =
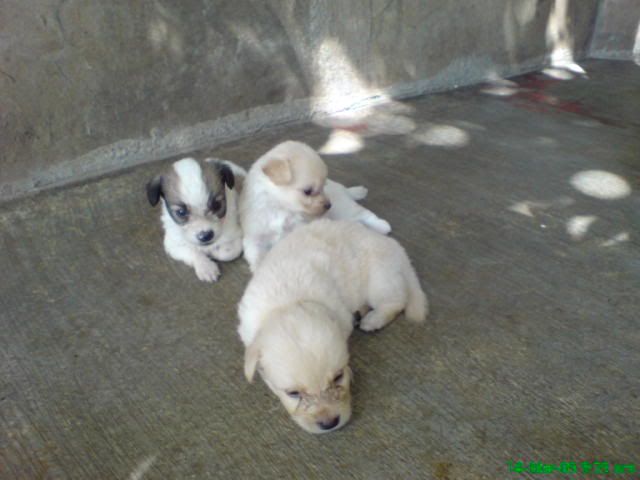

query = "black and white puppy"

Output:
[[147, 157, 246, 282]]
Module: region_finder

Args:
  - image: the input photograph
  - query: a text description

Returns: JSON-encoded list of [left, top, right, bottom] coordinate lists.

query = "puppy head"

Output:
[[244, 302, 352, 434], [147, 158, 234, 247], [260, 141, 331, 217]]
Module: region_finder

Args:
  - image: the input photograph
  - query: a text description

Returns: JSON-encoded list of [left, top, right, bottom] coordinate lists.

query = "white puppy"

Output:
[[240, 140, 391, 271], [238, 219, 428, 434], [147, 158, 246, 282]]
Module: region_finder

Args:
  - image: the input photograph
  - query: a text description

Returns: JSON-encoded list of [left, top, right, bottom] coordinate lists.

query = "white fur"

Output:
[[238, 219, 428, 433], [240, 141, 391, 272], [324, 180, 391, 234], [174, 159, 209, 208]]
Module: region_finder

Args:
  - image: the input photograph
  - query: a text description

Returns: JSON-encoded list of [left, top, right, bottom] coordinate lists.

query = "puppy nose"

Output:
[[317, 416, 340, 431], [323, 201, 332, 211], [197, 230, 214, 243]]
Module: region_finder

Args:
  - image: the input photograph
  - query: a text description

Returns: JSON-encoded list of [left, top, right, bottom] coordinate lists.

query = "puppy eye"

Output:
[[208, 194, 223, 212], [286, 390, 301, 399], [175, 207, 188, 218], [209, 200, 221, 212], [333, 371, 344, 383], [302, 187, 313, 196]]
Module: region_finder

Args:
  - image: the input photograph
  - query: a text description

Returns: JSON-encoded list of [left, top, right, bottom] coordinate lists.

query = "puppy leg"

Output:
[[359, 268, 408, 332], [193, 255, 222, 282], [355, 210, 391, 235], [165, 237, 221, 282], [346, 186, 368, 201], [325, 180, 391, 235], [359, 303, 405, 332]]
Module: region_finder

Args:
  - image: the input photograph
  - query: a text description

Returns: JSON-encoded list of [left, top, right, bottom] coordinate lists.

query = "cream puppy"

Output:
[[238, 219, 428, 434], [147, 158, 246, 282], [240, 140, 391, 271]]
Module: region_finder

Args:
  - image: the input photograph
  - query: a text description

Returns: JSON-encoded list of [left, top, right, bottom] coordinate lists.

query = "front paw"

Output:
[[194, 257, 221, 282]]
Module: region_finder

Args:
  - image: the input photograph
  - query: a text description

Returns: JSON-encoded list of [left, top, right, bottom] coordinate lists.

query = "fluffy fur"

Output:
[[147, 157, 246, 282], [239, 140, 391, 271], [238, 219, 428, 434]]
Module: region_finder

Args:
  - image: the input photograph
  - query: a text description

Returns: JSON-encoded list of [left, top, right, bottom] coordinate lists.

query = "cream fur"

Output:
[[239, 140, 391, 272], [238, 219, 428, 433]]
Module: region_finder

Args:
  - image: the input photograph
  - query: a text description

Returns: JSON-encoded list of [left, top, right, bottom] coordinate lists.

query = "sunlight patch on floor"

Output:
[[566, 215, 597, 241], [601, 232, 630, 247], [411, 124, 470, 148], [570, 170, 631, 200]]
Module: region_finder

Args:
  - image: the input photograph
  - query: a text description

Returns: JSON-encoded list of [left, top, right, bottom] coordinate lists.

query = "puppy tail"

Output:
[[404, 265, 429, 323]]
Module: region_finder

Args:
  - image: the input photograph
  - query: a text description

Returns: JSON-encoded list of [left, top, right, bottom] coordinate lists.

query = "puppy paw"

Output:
[[347, 186, 368, 201], [209, 237, 243, 262], [359, 310, 391, 332], [362, 216, 392, 235], [194, 256, 221, 282]]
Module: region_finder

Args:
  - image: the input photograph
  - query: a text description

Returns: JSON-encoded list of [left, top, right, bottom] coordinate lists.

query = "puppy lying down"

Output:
[[147, 157, 246, 282], [241, 140, 391, 272], [238, 219, 428, 434]]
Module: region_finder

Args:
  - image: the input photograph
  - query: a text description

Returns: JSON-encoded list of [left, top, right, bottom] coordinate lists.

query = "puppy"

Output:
[[238, 219, 428, 434], [240, 140, 391, 271], [147, 157, 246, 282]]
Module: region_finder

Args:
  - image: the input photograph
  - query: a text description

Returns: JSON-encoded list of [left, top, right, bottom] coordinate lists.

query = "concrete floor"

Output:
[[1, 60, 638, 479]]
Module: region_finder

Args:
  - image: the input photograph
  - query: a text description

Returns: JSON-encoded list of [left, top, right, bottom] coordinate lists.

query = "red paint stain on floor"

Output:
[[501, 73, 620, 127]]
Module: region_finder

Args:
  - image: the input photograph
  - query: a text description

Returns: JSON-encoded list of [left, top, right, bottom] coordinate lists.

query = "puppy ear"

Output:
[[262, 157, 292, 185], [244, 340, 261, 383], [146, 176, 163, 206], [216, 162, 235, 190]]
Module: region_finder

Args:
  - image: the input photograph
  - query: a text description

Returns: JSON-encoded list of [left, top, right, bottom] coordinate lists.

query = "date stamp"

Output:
[[507, 461, 637, 475]]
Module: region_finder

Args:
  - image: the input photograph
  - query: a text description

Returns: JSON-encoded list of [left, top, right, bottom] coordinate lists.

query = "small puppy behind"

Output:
[[147, 157, 246, 282], [238, 219, 428, 434], [240, 140, 391, 271]]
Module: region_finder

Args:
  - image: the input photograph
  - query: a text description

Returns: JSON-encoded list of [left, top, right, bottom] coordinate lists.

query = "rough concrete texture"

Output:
[[590, 0, 640, 60], [1, 60, 638, 479], [0, 0, 600, 202]]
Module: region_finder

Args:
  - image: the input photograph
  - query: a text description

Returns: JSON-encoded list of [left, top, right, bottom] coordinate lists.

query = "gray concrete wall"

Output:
[[0, 0, 599, 201], [589, 0, 640, 60]]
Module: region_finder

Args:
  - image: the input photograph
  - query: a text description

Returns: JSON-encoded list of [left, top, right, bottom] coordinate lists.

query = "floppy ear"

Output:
[[216, 162, 235, 190], [146, 176, 163, 206], [262, 157, 292, 185], [244, 340, 261, 383]]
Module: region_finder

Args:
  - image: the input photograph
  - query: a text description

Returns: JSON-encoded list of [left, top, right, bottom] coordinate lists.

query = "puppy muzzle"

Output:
[[296, 388, 343, 409]]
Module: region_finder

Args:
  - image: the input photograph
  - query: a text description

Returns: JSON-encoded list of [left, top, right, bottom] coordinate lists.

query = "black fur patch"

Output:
[[208, 193, 226, 218], [217, 162, 235, 190], [146, 176, 163, 206]]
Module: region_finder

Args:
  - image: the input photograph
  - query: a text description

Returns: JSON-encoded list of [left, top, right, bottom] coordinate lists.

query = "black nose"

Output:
[[317, 416, 340, 431], [197, 230, 214, 244], [323, 201, 332, 211]]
